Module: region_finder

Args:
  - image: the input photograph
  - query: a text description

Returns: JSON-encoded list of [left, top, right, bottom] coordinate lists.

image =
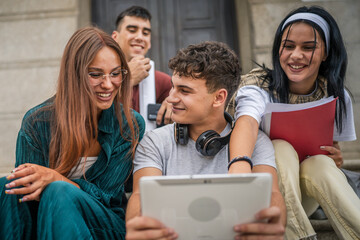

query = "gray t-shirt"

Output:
[[134, 123, 276, 175]]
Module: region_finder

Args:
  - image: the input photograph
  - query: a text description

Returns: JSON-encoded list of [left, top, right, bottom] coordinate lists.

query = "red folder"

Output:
[[266, 97, 337, 162]]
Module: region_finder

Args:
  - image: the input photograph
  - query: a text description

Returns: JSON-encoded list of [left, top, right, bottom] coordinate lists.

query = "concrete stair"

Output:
[[342, 159, 360, 173], [0, 166, 11, 177], [311, 219, 340, 240]]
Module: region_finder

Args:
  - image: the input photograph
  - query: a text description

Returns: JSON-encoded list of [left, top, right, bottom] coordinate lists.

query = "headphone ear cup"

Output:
[[174, 123, 189, 145], [196, 130, 221, 156]]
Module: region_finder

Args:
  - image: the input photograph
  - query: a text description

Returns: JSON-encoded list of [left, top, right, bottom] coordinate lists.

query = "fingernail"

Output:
[[5, 182, 15, 188], [6, 174, 15, 180], [10, 168, 18, 173], [19, 197, 28, 203], [5, 190, 14, 194], [320, 146, 325, 149]]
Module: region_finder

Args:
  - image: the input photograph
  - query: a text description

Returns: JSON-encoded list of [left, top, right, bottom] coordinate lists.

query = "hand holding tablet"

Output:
[[140, 173, 272, 240]]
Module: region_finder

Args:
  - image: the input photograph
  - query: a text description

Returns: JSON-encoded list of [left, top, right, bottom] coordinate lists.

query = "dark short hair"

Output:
[[168, 41, 241, 106], [115, 6, 152, 29]]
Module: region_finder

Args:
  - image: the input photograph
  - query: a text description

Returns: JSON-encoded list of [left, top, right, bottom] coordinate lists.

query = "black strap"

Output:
[[228, 156, 253, 170]]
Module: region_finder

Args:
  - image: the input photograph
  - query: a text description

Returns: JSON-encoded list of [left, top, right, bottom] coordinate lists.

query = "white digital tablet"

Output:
[[140, 173, 272, 240]]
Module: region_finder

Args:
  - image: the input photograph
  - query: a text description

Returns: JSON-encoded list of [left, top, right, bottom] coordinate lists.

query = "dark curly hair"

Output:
[[168, 41, 241, 106]]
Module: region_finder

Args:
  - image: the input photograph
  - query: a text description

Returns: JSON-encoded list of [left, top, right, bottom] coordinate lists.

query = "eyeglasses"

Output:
[[88, 68, 128, 85]]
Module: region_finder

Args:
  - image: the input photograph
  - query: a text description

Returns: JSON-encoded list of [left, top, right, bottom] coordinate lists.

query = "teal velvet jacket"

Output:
[[15, 98, 145, 216]]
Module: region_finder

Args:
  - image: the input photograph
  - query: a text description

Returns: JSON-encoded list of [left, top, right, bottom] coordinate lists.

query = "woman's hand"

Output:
[[320, 141, 343, 168], [4, 163, 63, 202]]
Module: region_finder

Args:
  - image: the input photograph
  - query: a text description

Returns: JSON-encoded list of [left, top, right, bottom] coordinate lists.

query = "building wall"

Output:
[[236, 0, 360, 160], [0, 0, 91, 175]]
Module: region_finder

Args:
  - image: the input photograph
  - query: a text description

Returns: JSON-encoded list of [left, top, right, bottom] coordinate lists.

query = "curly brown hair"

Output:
[[168, 41, 241, 106]]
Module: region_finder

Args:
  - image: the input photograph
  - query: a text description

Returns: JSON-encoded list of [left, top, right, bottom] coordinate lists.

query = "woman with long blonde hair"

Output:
[[1, 26, 144, 239]]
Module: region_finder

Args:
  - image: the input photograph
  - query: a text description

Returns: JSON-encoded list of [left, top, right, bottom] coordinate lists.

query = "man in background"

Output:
[[112, 6, 172, 128]]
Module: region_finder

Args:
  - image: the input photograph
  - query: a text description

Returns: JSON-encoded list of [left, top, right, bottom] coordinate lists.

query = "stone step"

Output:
[[342, 159, 360, 172], [311, 219, 339, 240], [0, 166, 12, 177]]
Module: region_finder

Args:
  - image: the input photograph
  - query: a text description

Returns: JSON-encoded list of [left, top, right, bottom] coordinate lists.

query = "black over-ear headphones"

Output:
[[174, 112, 234, 156]]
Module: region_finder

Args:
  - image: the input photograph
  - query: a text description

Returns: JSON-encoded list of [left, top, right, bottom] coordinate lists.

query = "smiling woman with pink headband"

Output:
[[228, 6, 359, 240]]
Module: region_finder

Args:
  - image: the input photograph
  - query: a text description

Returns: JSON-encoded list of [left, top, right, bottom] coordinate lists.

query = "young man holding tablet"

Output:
[[125, 41, 286, 239]]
